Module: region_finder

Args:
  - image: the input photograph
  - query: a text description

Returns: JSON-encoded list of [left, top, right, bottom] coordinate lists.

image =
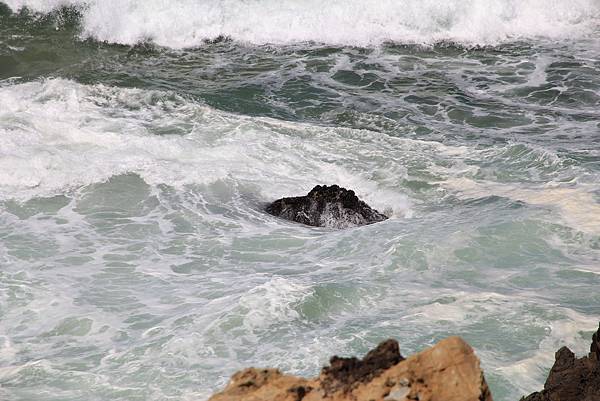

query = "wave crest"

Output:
[[4, 0, 600, 48]]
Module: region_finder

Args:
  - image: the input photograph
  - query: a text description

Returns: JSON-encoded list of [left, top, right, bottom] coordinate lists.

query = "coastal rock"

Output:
[[521, 323, 600, 401], [208, 336, 493, 401], [265, 185, 388, 229]]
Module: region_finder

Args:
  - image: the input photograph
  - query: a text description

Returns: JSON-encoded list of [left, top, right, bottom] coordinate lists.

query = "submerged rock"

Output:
[[208, 336, 493, 401], [265, 185, 388, 229], [521, 323, 600, 401]]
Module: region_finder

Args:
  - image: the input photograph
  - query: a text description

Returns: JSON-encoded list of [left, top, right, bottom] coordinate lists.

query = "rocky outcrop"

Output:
[[265, 185, 388, 229], [521, 323, 600, 401], [208, 336, 493, 401]]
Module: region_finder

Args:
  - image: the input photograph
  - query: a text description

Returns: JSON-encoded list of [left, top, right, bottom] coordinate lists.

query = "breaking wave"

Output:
[[3, 0, 600, 48]]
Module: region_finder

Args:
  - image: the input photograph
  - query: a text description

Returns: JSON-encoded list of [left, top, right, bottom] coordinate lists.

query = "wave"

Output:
[[0, 78, 413, 218], [4, 0, 600, 48]]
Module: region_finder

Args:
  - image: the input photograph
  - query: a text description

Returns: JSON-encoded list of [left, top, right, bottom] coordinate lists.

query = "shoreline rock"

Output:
[[521, 323, 600, 401], [208, 336, 493, 401], [265, 185, 388, 229], [209, 324, 600, 401]]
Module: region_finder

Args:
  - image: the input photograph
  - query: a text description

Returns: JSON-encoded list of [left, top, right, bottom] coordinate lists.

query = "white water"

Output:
[[0, 73, 598, 400], [1, 7, 600, 398], [0, 78, 412, 216], [5, 0, 600, 47]]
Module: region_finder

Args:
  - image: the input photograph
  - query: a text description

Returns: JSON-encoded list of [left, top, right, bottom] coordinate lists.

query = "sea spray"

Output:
[[2, 0, 600, 47]]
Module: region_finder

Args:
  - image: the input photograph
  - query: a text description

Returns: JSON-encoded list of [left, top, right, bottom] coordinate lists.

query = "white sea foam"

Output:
[[239, 277, 310, 331], [0, 78, 233, 198], [443, 177, 600, 235], [4, 0, 600, 47], [0, 78, 412, 216], [496, 310, 599, 395]]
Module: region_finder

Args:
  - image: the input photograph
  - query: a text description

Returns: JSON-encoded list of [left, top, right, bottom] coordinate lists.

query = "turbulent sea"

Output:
[[1, 1, 600, 400]]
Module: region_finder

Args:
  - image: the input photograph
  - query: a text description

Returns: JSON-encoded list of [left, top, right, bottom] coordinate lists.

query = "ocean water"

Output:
[[1, 1, 600, 400]]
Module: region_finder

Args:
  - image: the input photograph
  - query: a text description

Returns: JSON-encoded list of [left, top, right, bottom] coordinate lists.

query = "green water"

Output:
[[1, 2, 600, 401]]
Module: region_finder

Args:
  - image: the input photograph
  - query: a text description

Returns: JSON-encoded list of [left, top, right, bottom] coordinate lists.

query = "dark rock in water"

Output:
[[521, 323, 600, 401], [265, 185, 388, 229]]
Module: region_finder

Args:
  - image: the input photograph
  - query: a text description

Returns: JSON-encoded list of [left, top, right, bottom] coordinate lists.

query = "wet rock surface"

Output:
[[521, 323, 600, 401], [320, 339, 404, 395], [208, 337, 493, 401], [265, 185, 388, 229]]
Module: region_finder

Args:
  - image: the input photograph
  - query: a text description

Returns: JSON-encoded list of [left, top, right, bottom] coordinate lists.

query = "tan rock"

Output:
[[209, 336, 492, 401]]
